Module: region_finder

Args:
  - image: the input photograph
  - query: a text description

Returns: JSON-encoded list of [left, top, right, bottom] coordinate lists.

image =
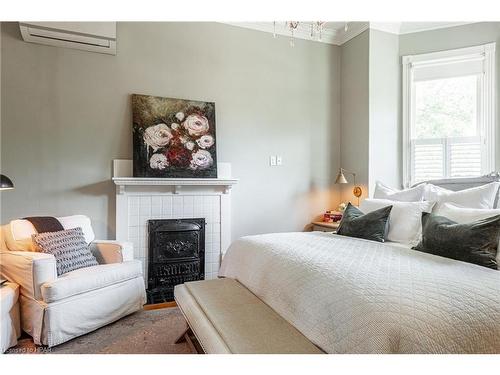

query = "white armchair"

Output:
[[1, 282, 21, 353], [0, 215, 146, 347]]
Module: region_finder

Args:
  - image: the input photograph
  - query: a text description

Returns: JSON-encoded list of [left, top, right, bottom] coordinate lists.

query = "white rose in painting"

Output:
[[175, 112, 185, 122], [196, 134, 214, 149], [143, 123, 173, 151], [183, 114, 209, 137], [171, 123, 180, 130], [149, 153, 169, 170], [190, 150, 213, 170], [185, 141, 195, 151]]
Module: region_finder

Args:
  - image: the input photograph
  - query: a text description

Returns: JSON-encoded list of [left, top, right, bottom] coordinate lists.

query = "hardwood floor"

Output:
[[143, 301, 177, 310]]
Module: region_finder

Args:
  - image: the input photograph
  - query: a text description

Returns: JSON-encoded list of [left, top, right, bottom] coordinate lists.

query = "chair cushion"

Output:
[[3, 215, 95, 252], [41, 260, 143, 303], [57, 216, 95, 243]]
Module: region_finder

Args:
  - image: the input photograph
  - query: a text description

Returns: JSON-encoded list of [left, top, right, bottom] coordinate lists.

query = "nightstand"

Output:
[[311, 221, 340, 232]]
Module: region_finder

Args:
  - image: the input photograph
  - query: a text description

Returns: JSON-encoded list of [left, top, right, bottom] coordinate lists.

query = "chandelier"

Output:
[[273, 21, 348, 47]]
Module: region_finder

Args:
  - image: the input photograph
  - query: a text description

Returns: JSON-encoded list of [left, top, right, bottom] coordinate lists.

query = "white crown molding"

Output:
[[222, 22, 477, 46], [223, 22, 339, 45], [369, 22, 402, 34], [336, 22, 370, 44], [223, 22, 369, 46], [398, 22, 476, 35], [370, 22, 476, 35]]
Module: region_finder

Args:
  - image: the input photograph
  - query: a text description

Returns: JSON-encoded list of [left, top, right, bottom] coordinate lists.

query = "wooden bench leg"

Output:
[[174, 327, 190, 344], [175, 326, 204, 354]]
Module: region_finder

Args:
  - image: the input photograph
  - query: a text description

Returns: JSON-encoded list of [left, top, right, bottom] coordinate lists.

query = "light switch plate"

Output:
[[276, 155, 282, 165], [270, 155, 277, 166]]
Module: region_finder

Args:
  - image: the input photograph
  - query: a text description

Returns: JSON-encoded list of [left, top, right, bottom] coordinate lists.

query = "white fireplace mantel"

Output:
[[112, 160, 238, 194], [112, 159, 237, 281], [113, 177, 238, 195]]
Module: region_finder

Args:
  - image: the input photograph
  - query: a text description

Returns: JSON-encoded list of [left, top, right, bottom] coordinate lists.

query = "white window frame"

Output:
[[402, 43, 496, 187]]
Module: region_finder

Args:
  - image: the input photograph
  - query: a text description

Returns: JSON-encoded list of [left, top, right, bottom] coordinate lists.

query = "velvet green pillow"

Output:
[[337, 202, 392, 242], [413, 212, 500, 270]]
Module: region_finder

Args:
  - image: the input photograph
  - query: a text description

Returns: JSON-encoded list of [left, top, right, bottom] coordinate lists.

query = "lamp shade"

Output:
[[334, 169, 348, 184], [0, 174, 14, 190]]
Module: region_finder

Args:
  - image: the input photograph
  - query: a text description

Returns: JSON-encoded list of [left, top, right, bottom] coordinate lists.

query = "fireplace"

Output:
[[147, 218, 205, 304], [112, 160, 237, 291]]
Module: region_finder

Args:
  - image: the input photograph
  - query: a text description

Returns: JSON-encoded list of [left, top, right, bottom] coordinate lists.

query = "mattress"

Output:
[[219, 232, 500, 353]]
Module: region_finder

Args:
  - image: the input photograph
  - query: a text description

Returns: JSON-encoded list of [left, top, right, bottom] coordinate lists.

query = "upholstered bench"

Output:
[[174, 278, 323, 354]]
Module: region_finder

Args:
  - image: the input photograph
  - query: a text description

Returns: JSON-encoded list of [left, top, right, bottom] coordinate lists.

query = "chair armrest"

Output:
[[0, 251, 57, 301], [90, 240, 134, 264]]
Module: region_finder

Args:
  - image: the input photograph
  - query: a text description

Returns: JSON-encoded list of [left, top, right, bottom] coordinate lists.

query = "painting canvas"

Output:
[[132, 94, 217, 178]]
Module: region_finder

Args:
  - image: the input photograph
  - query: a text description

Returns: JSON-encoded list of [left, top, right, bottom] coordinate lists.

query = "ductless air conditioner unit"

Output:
[[19, 22, 116, 55]]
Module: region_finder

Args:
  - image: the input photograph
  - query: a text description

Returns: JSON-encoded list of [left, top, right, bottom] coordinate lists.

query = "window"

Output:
[[402, 43, 496, 187]]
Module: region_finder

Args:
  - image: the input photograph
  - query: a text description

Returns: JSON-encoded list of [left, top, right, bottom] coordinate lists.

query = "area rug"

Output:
[[7, 307, 196, 354]]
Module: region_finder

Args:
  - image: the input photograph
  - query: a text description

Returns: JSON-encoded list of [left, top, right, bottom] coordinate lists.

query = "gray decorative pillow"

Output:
[[32, 227, 98, 276], [413, 213, 499, 270], [337, 202, 392, 242]]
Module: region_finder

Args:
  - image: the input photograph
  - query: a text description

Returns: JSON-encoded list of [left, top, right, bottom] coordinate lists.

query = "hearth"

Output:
[[147, 218, 205, 304]]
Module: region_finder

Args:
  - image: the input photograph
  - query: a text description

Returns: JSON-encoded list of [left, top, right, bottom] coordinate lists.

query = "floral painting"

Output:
[[132, 94, 217, 178]]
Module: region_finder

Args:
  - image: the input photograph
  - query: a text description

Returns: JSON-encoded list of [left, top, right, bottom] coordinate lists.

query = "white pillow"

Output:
[[434, 202, 500, 223], [434, 203, 500, 265], [424, 182, 500, 209], [373, 181, 426, 202], [360, 199, 435, 244]]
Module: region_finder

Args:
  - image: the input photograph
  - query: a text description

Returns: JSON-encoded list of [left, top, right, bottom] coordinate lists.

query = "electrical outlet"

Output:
[[276, 155, 283, 166], [270, 155, 277, 166]]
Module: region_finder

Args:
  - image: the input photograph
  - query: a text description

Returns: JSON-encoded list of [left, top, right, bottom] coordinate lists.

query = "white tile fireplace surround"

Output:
[[112, 160, 238, 281]]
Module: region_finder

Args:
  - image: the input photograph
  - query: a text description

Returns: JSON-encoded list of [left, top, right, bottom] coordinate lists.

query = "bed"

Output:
[[219, 232, 500, 353], [218, 175, 500, 354]]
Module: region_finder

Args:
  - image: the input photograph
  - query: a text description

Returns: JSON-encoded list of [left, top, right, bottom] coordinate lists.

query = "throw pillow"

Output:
[[433, 203, 500, 266], [337, 202, 392, 242], [413, 212, 499, 270], [32, 227, 99, 276]]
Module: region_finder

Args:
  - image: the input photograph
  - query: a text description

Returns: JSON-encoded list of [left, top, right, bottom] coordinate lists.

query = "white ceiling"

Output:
[[225, 22, 475, 45]]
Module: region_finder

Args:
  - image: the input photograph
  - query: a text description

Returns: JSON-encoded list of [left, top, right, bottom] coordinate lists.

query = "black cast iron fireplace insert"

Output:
[[147, 218, 205, 304]]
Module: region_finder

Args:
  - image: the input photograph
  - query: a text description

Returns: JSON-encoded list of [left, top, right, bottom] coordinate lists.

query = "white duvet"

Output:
[[219, 232, 500, 353]]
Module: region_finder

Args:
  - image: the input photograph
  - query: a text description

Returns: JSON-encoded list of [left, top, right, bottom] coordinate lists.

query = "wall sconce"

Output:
[[335, 168, 362, 205], [0, 174, 14, 191]]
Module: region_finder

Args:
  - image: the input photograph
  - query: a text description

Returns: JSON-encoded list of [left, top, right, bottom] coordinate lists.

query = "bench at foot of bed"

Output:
[[174, 278, 323, 354]]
